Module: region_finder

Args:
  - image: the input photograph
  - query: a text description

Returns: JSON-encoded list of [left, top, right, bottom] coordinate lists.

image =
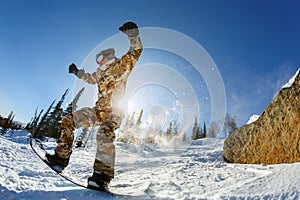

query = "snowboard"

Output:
[[30, 138, 151, 196]]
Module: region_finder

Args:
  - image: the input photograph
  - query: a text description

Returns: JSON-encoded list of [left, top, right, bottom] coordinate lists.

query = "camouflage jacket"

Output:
[[76, 36, 143, 120]]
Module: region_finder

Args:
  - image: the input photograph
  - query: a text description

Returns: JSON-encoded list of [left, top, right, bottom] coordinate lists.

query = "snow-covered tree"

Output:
[[222, 113, 237, 137], [182, 131, 187, 142], [208, 121, 220, 138], [192, 117, 200, 140], [165, 121, 173, 140]]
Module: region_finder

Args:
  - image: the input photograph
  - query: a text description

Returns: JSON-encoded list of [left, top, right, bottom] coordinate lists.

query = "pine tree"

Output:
[[192, 117, 200, 140], [30, 108, 44, 138], [136, 110, 143, 127], [1, 111, 14, 135], [166, 121, 173, 140], [34, 100, 55, 139], [173, 122, 179, 137], [0, 115, 4, 128], [182, 132, 187, 142], [208, 121, 219, 138], [223, 113, 237, 137], [45, 89, 69, 139], [203, 122, 207, 138], [145, 126, 155, 144], [199, 126, 203, 138], [145, 124, 157, 144], [8, 111, 14, 129], [64, 87, 88, 144], [25, 108, 38, 132], [118, 111, 136, 143], [65, 87, 85, 115], [128, 111, 135, 127]]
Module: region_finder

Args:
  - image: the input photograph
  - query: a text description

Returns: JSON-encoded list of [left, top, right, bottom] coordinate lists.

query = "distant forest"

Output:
[[0, 111, 23, 135], [1, 88, 237, 141]]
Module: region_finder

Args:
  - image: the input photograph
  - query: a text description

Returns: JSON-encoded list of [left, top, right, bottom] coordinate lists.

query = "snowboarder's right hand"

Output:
[[119, 22, 139, 37], [69, 63, 78, 74]]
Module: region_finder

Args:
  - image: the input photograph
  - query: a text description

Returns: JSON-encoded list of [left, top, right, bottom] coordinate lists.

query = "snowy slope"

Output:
[[0, 130, 299, 200]]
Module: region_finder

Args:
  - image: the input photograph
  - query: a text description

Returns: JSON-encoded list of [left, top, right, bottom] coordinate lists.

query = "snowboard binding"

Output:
[[45, 153, 70, 172], [87, 172, 112, 192]]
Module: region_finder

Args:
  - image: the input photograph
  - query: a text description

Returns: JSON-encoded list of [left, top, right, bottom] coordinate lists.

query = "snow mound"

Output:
[[247, 114, 260, 124], [282, 68, 300, 88]]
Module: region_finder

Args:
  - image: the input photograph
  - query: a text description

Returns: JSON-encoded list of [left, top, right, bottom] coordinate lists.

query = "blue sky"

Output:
[[0, 0, 299, 127]]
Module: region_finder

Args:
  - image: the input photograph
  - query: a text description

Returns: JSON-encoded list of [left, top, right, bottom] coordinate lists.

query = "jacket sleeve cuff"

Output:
[[76, 69, 84, 79]]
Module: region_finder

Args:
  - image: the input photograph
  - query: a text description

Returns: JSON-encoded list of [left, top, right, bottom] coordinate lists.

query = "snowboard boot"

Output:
[[45, 153, 70, 172], [87, 172, 112, 191]]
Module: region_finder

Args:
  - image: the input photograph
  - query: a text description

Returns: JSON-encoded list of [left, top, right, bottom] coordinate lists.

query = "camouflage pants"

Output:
[[54, 107, 121, 180]]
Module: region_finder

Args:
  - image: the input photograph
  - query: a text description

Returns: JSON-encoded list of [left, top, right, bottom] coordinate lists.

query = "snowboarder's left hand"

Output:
[[69, 63, 78, 74], [119, 22, 139, 37]]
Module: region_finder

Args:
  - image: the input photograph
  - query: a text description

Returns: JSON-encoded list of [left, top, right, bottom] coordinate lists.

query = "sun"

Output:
[[126, 84, 181, 130]]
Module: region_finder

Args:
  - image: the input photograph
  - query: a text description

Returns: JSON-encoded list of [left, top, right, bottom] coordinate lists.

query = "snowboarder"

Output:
[[45, 21, 142, 191]]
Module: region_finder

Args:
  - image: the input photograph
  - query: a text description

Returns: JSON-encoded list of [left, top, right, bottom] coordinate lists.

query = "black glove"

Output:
[[119, 22, 139, 37], [69, 63, 78, 74]]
